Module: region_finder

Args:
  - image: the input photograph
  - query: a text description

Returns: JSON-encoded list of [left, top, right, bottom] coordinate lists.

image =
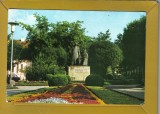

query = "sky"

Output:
[[8, 9, 146, 42]]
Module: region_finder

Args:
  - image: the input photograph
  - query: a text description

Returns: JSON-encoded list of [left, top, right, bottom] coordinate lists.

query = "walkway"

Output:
[[7, 86, 49, 96], [105, 85, 144, 100]]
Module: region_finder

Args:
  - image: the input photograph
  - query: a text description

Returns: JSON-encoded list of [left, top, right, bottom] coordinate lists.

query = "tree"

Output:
[[19, 13, 52, 60], [20, 14, 87, 66], [95, 29, 111, 41], [118, 16, 146, 83], [19, 13, 92, 80], [114, 33, 123, 48], [88, 41, 123, 77], [7, 40, 24, 70], [25, 47, 67, 81], [49, 21, 86, 65]]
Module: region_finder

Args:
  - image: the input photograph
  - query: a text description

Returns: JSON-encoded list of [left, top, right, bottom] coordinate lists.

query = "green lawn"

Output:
[[7, 86, 18, 89], [15, 81, 48, 86], [87, 86, 144, 105], [7, 87, 56, 102], [8, 85, 144, 105]]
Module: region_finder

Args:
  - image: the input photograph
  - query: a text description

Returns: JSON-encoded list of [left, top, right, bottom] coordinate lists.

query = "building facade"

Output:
[[12, 60, 32, 80]]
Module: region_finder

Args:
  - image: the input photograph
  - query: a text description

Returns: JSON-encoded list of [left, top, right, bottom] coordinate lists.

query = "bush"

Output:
[[85, 74, 104, 86], [47, 74, 68, 86], [15, 81, 48, 86], [108, 79, 138, 85], [25, 52, 66, 81], [66, 75, 71, 84], [105, 74, 113, 80], [26, 64, 55, 81], [26, 64, 66, 81]]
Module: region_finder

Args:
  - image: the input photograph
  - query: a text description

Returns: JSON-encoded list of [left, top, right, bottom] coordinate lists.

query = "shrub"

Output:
[[26, 64, 55, 81], [15, 81, 48, 86], [47, 74, 68, 86], [25, 52, 66, 81], [104, 74, 113, 80], [108, 79, 138, 85], [66, 75, 71, 84], [85, 74, 104, 86]]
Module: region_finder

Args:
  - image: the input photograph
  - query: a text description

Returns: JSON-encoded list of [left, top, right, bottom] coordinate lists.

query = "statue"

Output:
[[82, 49, 88, 66], [71, 44, 81, 65]]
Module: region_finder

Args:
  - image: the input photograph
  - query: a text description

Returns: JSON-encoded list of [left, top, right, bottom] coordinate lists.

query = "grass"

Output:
[[7, 85, 144, 104], [7, 86, 18, 89], [7, 87, 56, 102], [87, 86, 144, 104], [104, 81, 111, 85], [15, 81, 48, 86]]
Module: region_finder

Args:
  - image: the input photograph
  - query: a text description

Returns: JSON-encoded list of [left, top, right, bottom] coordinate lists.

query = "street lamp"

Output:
[[8, 22, 19, 86]]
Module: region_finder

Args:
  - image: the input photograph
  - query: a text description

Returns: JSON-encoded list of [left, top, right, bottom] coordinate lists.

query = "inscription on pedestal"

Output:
[[68, 66, 90, 81]]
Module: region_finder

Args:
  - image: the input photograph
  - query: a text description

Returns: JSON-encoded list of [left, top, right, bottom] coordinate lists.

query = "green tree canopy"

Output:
[[19, 14, 87, 66], [7, 40, 24, 70], [121, 16, 146, 68], [114, 16, 146, 83], [88, 41, 123, 76], [94, 29, 111, 41]]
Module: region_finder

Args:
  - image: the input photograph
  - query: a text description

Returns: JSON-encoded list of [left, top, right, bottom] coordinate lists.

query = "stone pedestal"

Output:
[[68, 66, 90, 81]]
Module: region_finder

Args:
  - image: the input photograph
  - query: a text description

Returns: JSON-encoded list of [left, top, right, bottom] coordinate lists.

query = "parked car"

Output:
[[7, 74, 20, 84], [12, 74, 20, 82]]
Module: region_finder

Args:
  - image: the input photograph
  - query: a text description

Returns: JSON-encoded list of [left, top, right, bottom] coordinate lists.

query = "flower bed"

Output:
[[15, 84, 101, 104]]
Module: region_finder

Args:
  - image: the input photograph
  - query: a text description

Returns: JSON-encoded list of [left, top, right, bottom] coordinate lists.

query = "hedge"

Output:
[[85, 74, 104, 86], [47, 74, 69, 86]]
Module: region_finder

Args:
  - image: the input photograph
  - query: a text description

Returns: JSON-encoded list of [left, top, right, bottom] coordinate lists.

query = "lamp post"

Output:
[[8, 22, 19, 86]]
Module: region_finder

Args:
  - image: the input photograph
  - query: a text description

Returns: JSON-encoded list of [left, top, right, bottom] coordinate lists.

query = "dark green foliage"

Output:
[[114, 16, 146, 84], [88, 41, 123, 76], [7, 40, 24, 70], [108, 79, 138, 85], [26, 63, 65, 81], [106, 74, 113, 80], [85, 74, 104, 86], [121, 16, 146, 68], [25, 53, 65, 81], [19, 15, 87, 66], [66, 75, 71, 84], [25, 46, 66, 81], [47, 74, 68, 86], [15, 81, 48, 86], [55, 47, 67, 66], [26, 64, 55, 81], [96, 29, 111, 41]]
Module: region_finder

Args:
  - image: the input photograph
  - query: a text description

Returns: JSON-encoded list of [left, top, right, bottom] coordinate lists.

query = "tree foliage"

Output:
[[18, 14, 89, 80], [88, 41, 123, 76], [94, 29, 111, 41], [7, 40, 24, 70], [114, 16, 146, 83], [19, 14, 87, 66], [119, 16, 146, 69]]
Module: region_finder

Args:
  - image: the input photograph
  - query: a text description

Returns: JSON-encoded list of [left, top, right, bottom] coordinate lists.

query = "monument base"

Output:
[[68, 66, 90, 81]]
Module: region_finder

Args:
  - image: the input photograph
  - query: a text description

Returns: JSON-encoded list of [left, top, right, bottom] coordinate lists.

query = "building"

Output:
[[12, 60, 32, 80]]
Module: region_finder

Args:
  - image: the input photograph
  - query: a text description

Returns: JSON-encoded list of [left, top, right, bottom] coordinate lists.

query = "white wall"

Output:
[[13, 61, 32, 80]]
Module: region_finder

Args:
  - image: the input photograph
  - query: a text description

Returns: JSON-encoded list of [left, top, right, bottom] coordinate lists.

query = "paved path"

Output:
[[104, 85, 144, 100], [7, 86, 49, 96], [112, 88, 144, 100]]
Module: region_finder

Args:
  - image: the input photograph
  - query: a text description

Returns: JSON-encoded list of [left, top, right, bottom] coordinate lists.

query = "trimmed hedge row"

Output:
[[47, 74, 71, 86], [85, 74, 104, 86]]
